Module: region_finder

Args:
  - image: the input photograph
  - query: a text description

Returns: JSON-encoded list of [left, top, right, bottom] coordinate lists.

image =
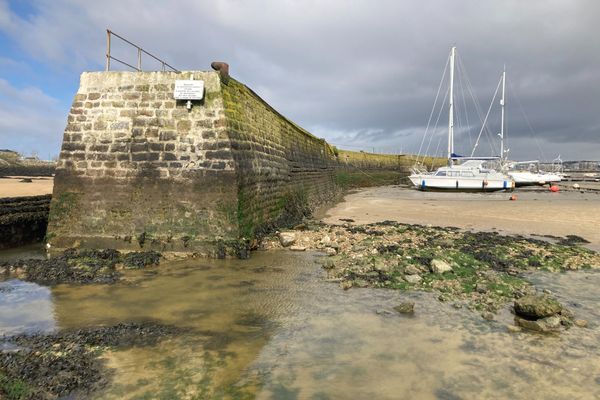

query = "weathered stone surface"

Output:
[[514, 295, 563, 319], [574, 319, 588, 328], [515, 316, 562, 332], [325, 247, 337, 256], [48, 70, 410, 256], [278, 232, 296, 247], [430, 259, 453, 274], [404, 265, 421, 275], [404, 274, 423, 284], [289, 245, 306, 252], [394, 302, 415, 314]]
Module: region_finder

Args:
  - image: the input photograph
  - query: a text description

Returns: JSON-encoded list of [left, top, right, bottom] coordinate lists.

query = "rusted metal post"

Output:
[[106, 30, 111, 71]]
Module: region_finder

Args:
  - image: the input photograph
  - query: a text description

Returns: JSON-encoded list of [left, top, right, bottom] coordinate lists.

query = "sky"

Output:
[[0, 0, 599, 161]]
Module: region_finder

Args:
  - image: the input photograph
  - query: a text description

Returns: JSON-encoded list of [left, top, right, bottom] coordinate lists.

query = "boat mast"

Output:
[[447, 46, 456, 166], [499, 65, 506, 161]]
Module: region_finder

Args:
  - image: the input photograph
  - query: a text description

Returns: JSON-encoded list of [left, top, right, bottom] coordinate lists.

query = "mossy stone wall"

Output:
[[49, 70, 412, 256]]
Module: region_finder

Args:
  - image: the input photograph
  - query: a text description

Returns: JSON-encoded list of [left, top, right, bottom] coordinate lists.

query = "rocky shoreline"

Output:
[[1, 220, 599, 398], [265, 220, 600, 331], [0, 322, 184, 400], [0, 248, 161, 285]]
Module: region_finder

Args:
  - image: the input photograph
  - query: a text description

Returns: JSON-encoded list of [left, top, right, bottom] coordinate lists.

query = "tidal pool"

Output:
[[1, 250, 600, 399]]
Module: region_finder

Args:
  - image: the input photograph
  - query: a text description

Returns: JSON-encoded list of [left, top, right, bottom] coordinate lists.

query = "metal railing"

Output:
[[105, 29, 179, 72]]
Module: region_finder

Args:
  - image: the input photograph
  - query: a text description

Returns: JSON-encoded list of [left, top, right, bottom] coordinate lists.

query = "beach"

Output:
[[323, 184, 600, 250]]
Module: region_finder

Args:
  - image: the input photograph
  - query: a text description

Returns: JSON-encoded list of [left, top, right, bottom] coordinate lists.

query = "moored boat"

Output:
[[409, 47, 514, 192]]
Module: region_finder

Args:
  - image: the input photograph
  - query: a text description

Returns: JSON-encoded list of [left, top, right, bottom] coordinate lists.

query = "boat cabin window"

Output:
[[435, 171, 447, 176], [460, 171, 475, 177]]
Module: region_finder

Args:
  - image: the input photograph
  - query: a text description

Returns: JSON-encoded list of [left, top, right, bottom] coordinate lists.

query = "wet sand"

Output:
[[0, 176, 54, 197], [323, 185, 600, 250]]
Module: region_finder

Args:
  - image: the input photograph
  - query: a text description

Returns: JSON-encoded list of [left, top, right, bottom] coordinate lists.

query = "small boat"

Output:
[[410, 159, 514, 191], [506, 161, 562, 187], [409, 47, 514, 192], [494, 69, 562, 187]]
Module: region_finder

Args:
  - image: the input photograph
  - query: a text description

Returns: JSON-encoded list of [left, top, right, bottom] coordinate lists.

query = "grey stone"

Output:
[[430, 259, 453, 274], [404, 264, 421, 275], [514, 295, 563, 319], [404, 274, 423, 284], [394, 302, 415, 314], [289, 245, 306, 252], [278, 232, 296, 247]]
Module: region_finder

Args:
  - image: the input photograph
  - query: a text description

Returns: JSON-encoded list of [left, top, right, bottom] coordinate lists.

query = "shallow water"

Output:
[[2, 250, 600, 399]]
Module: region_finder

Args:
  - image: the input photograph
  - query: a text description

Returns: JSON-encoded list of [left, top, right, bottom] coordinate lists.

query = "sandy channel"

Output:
[[323, 185, 600, 250], [0, 177, 54, 197]]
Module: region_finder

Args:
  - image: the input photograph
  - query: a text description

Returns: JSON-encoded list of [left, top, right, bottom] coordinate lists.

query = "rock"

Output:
[[404, 274, 423, 284], [328, 242, 340, 250], [573, 183, 580, 189], [430, 259, 453, 274], [340, 280, 353, 290], [514, 295, 563, 319], [325, 247, 337, 256], [481, 312, 495, 321], [544, 316, 561, 329], [354, 278, 370, 288], [322, 259, 335, 270], [289, 245, 306, 251], [278, 232, 296, 247], [475, 283, 488, 294], [574, 319, 588, 328], [515, 316, 562, 333], [506, 324, 522, 333], [320, 235, 331, 245], [394, 302, 415, 314], [374, 261, 391, 273], [404, 264, 421, 275], [375, 309, 394, 316], [293, 223, 308, 231]]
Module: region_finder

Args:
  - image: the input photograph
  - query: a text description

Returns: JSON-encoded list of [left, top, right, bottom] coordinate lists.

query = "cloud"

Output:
[[0, 78, 65, 158], [1, 0, 599, 160]]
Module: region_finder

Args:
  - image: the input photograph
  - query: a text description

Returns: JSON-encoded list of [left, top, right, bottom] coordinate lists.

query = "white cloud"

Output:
[[0, 79, 65, 158], [0, 0, 599, 160]]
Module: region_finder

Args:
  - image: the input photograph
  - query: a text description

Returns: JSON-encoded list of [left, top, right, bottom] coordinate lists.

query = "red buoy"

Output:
[[549, 185, 560, 192]]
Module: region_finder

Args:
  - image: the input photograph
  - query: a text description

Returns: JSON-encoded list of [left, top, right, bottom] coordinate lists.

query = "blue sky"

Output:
[[1, 0, 599, 161]]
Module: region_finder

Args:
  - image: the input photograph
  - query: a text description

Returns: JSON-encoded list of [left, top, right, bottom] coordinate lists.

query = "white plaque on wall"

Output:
[[173, 80, 204, 100]]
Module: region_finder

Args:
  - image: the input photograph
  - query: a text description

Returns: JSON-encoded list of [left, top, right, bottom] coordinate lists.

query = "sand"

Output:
[[0, 177, 54, 197], [323, 185, 600, 250]]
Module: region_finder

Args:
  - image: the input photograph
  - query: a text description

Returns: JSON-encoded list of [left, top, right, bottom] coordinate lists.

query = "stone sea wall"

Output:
[[48, 70, 409, 256]]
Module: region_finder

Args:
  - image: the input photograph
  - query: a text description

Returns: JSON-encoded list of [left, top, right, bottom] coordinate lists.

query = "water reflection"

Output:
[[0, 279, 56, 336]]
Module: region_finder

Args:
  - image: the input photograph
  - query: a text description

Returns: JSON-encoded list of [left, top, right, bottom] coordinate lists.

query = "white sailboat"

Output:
[[496, 67, 562, 186], [409, 47, 514, 192]]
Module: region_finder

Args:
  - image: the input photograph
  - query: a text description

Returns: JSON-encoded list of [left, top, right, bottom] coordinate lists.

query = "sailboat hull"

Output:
[[409, 174, 514, 192], [508, 171, 561, 187]]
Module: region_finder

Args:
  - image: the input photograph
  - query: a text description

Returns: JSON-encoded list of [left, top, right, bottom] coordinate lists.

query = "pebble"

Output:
[[404, 274, 423, 284], [481, 312, 495, 321], [289, 245, 306, 251], [394, 302, 415, 314], [278, 232, 296, 247], [430, 259, 453, 274], [574, 319, 588, 328], [340, 280, 353, 290], [325, 247, 337, 256]]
